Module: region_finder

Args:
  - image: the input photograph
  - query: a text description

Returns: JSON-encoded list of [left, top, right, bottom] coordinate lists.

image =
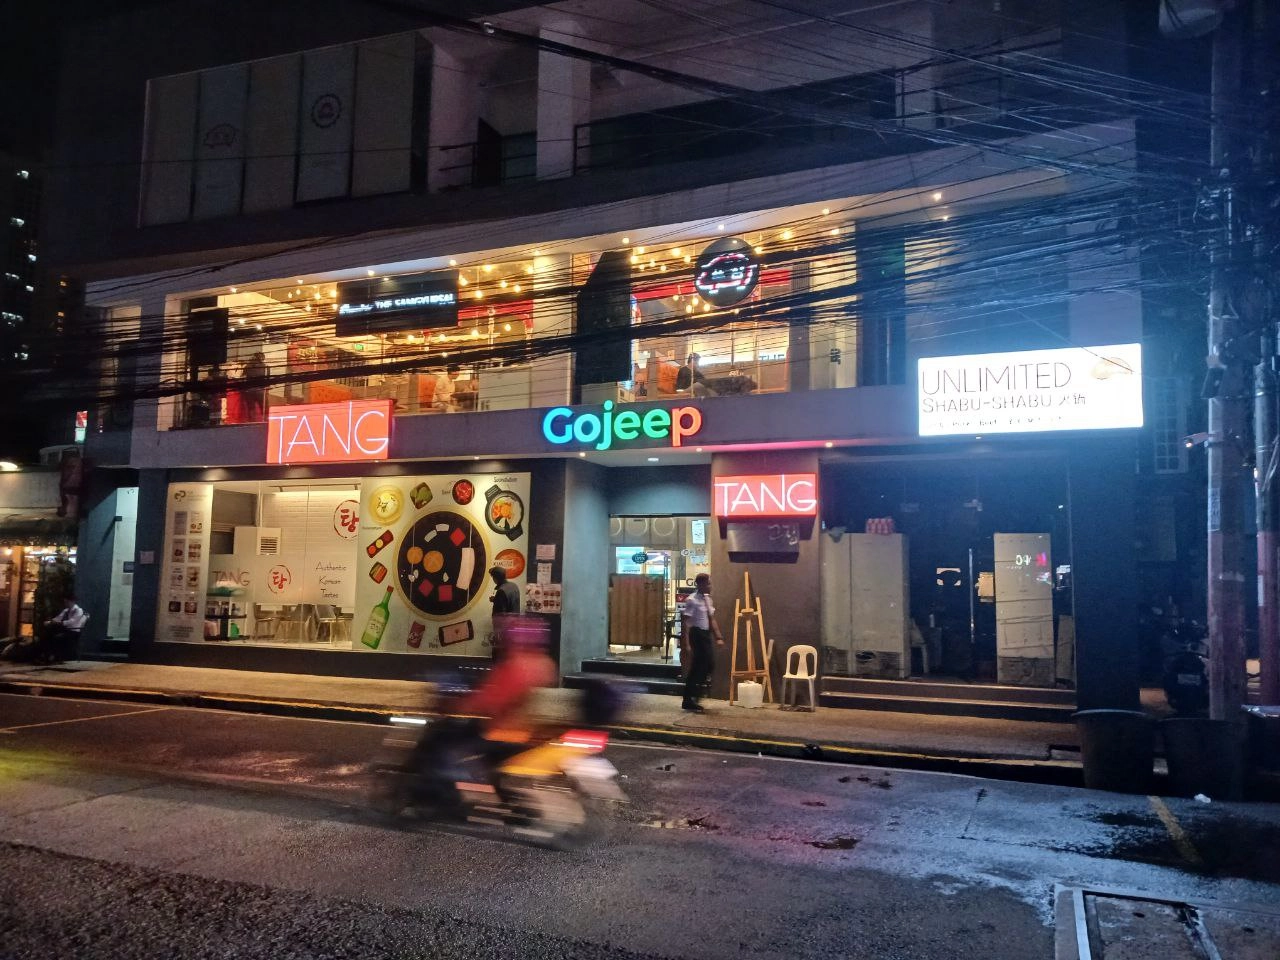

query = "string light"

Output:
[[459, 276, 468, 286], [483, 264, 494, 273]]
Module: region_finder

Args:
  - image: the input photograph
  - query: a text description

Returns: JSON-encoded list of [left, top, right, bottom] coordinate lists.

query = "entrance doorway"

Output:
[[607, 515, 710, 663]]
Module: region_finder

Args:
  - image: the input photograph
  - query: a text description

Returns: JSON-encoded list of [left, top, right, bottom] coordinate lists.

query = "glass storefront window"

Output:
[[157, 471, 532, 656], [621, 260, 795, 402], [175, 258, 552, 428], [607, 515, 710, 660]]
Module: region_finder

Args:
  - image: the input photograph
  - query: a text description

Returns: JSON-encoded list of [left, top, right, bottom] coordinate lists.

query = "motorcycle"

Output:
[[369, 675, 628, 847], [1161, 619, 1208, 716]]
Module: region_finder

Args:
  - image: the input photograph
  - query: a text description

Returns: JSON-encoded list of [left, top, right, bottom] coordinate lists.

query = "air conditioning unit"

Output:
[[822, 532, 910, 679], [233, 526, 282, 556]]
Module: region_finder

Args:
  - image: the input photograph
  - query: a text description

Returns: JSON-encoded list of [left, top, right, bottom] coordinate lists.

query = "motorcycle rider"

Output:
[[409, 614, 556, 814]]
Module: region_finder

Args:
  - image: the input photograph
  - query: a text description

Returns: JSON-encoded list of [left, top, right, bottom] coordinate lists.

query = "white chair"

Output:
[[781, 644, 818, 711]]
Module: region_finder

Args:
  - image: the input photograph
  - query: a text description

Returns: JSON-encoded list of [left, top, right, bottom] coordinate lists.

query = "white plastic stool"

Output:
[[736, 680, 764, 709]]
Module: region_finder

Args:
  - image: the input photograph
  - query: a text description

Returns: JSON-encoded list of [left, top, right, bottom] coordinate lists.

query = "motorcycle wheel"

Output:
[[368, 763, 411, 821], [506, 775, 591, 850]]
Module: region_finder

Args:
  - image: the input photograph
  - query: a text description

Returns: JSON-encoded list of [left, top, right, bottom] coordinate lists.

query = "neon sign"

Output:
[[694, 237, 759, 307], [542, 401, 702, 451], [267, 399, 392, 464], [713, 473, 818, 519]]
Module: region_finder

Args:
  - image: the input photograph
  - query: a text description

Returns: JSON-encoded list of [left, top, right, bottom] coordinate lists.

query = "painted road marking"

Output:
[[1148, 795, 1204, 867], [0, 706, 169, 734]]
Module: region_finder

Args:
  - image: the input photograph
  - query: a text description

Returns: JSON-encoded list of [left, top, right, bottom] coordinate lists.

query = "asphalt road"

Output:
[[0, 692, 1278, 960]]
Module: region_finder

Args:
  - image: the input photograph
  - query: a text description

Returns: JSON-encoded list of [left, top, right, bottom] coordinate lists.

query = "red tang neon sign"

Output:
[[267, 399, 392, 464], [713, 473, 818, 519]]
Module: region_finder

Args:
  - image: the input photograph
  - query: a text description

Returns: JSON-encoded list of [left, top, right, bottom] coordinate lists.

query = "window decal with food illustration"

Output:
[[354, 472, 530, 656]]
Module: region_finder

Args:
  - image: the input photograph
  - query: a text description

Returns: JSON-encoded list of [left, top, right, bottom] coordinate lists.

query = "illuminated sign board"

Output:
[[267, 399, 392, 464], [542, 401, 702, 451], [694, 237, 760, 307], [918, 343, 1143, 436], [713, 474, 818, 519], [335, 270, 458, 336]]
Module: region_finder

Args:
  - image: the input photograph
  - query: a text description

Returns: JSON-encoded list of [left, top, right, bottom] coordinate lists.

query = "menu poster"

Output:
[[353, 471, 531, 656], [156, 483, 214, 642], [526, 582, 562, 614]]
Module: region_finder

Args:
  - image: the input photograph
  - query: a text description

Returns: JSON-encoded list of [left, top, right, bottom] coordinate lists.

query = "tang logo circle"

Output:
[[494, 548, 525, 579]]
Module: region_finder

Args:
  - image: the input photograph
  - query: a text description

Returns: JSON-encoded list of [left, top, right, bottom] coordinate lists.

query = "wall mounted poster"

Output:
[[353, 471, 530, 655], [156, 483, 213, 642]]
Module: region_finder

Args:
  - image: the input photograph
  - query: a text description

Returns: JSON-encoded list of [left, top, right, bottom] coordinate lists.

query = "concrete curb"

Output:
[[0, 676, 1086, 786]]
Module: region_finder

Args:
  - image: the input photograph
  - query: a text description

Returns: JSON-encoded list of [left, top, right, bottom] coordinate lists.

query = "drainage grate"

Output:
[[1057, 887, 1280, 960]]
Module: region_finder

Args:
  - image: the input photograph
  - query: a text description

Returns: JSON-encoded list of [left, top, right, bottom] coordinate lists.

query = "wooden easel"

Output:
[[729, 571, 774, 705]]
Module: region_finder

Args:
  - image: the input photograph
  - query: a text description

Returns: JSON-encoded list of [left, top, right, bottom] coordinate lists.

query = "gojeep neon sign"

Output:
[[267, 399, 392, 464], [542, 401, 702, 451], [713, 473, 818, 519]]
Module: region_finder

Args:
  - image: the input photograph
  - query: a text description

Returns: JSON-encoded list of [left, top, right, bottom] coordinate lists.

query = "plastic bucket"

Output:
[[1161, 717, 1245, 801], [1074, 709, 1155, 793], [736, 681, 764, 709]]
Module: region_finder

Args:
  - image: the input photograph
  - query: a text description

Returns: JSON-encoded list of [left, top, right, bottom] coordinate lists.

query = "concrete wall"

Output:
[[559, 459, 610, 669], [1069, 437, 1140, 709], [707, 449, 822, 699], [0, 471, 60, 510], [608, 465, 709, 516], [126, 385, 918, 469]]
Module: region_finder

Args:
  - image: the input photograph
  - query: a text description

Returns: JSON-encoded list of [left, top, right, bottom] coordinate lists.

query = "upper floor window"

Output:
[[1150, 376, 1188, 474], [140, 33, 429, 226]]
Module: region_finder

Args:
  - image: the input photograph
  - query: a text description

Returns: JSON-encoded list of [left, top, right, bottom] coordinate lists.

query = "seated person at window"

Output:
[[0, 594, 86, 664], [675, 352, 706, 393], [432, 364, 462, 412]]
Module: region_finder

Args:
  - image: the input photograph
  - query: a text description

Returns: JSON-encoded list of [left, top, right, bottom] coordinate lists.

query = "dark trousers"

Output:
[[683, 627, 714, 705]]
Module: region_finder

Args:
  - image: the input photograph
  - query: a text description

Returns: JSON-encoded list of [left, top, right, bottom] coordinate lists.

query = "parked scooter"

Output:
[[1161, 619, 1209, 716], [370, 673, 628, 847]]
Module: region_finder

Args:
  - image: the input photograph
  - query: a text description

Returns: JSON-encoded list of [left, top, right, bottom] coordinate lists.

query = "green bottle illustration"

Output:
[[361, 586, 394, 649]]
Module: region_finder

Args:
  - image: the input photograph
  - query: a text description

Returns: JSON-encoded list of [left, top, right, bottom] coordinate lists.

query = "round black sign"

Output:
[[693, 237, 760, 307], [310, 94, 343, 129], [395, 510, 488, 618]]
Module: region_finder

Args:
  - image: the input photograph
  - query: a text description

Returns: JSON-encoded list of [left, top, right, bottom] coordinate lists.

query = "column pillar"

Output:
[[536, 25, 591, 181]]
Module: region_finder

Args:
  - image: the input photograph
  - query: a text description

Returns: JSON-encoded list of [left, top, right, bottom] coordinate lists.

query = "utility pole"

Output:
[[1255, 331, 1278, 703], [1205, 8, 1248, 721], [1251, 0, 1280, 706]]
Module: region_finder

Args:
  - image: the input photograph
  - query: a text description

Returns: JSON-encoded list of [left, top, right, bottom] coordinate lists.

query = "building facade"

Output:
[[49, 0, 1146, 712]]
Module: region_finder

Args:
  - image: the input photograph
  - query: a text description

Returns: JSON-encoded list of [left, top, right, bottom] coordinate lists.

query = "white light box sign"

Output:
[[917, 343, 1143, 436]]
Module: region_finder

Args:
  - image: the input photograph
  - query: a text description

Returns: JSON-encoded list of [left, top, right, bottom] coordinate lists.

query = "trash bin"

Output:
[[1074, 710, 1156, 793], [1161, 717, 1245, 801], [1244, 706, 1280, 774]]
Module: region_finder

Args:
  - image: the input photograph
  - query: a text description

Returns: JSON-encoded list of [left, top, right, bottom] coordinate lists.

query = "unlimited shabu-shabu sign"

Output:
[[917, 344, 1143, 436]]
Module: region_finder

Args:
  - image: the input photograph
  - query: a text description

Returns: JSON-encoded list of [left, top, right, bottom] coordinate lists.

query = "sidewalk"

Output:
[[0, 659, 1083, 784]]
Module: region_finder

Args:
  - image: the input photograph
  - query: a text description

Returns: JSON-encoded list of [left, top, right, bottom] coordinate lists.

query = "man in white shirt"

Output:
[[432, 364, 461, 412], [45, 594, 86, 662], [1, 594, 86, 664], [680, 573, 724, 713]]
